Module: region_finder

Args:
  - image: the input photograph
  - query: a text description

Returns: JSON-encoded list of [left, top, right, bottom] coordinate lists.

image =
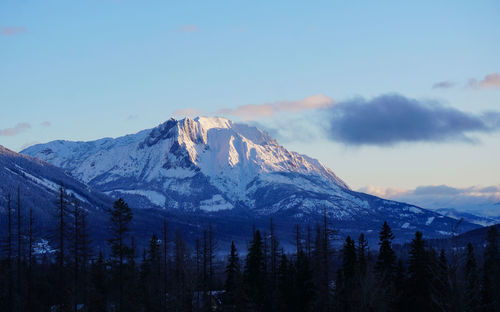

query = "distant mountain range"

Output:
[[434, 208, 500, 227], [6, 116, 478, 245], [0, 145, 113, 242]]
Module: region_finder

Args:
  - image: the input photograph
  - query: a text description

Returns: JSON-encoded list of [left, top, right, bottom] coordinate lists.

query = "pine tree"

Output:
[[208, 224, 216, 294], [481, 226, 500, 311], [312, 222, 331, 312], [244, 229, 266, 311], [394, 259, 407, 311], [6, 193, 13, 311], [374, 221, 396, 311], [52, 184, 70, 311], [107, 198, 133, 311], [294, 249, 314, 312], [72, 200, 80, 311], [27, 207, 35, 311], [338, 236, 358, 311], [306, 225, 312, 259], [342, 236, 357, 282], [79, 206, 91, 311], [172, 230, 192, 312], [464, 243, 480, 312], [433, 249, 451, 311], [375, 221, 396, 276], [270, 218, 279, 282], [407, 231, 432, 312], [16, 185, 22, 294], [143, 234, 162, 312], [162, 218, 168, 311], [357, 233, 368, 278], [276, 253, 293, 312], [223, 241, 245, 311], [89, 251, 107, 311]]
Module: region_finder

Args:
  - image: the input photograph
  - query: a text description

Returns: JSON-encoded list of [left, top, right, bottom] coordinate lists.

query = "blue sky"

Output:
[[1, 0, 499, 203]]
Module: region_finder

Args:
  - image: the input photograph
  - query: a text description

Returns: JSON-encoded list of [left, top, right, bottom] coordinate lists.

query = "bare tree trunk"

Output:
[[58, 185, 66, 310], [162, 218, 168, 311], [295, 224, 302, 255], [7, 193, 13, 311], [119, 212, 123, 310], [17, 186, 22, 293], [208, 224, 214, 292], [74, 202, 79, 312], [81, 209, 89, 311], [28, 208, 34, 310]]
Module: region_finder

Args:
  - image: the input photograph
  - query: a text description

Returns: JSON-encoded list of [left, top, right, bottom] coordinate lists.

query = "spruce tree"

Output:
[[276, 253, 294, 312], [172, 230, 192, 312], [374, 221, 396, 311], [89, 251, 107, 311], [338, 236, 358, 311], [143, 234, 162, 312], [224, 241, 245, 311], [6, 193, 13, 311], [55, 184, 69, 311], [394, 259, 407, 311], [162, 218, 168, 311], [464, 243, 480, 312], [357, 233, 368, 278], [434, 249, 451, 311], [481, 227, 500, 311], [244, 229, 266, 311], [107, 198, 133, 311], [16, 185, 22, 295], [294, 249, 314, 312], [375, 221, 396, 276], [407, 231, 432, 312]]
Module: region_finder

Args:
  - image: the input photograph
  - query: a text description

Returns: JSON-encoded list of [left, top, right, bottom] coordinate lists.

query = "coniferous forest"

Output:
[[1, 187, 500, 312]]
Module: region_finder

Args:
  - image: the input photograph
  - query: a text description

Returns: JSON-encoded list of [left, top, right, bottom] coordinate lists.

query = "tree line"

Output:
[[1, 187, 500, 311]]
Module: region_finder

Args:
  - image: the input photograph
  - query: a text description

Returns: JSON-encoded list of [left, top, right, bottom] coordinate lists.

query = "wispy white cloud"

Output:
[[357, 185, 409, 198], [432, 81, 455, 89], [468, 72, 500, 89], [175, 24, 199, 33], [171, 94, 334, 121], [0, 26, 27, 36], [172, 108, 205, 118], [217, 94, 334, 121], [40, 121, 51, 127], [0, 122, 31, 136], [359, 184, 500, 216]]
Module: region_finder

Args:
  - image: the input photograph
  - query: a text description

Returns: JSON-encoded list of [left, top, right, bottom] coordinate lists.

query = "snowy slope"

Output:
[[22, 117, 480, 239], [0, 145, 113, 229]]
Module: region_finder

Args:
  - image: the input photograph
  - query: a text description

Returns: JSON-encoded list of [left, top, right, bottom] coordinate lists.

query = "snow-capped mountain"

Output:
[[22, 117, 480, 241], [22, 117, 347, 212]]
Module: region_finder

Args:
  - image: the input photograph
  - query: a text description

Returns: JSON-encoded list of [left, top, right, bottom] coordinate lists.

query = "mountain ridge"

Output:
[[20, 116, 480, 241]]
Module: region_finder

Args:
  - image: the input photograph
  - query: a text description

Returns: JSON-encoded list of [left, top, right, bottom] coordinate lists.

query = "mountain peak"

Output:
[[23, 117, 348, 210]]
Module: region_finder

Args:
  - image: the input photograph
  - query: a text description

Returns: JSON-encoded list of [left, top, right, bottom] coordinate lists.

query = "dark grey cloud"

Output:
[[325, 94, 499, 146], [432, 81, 455, 89]]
